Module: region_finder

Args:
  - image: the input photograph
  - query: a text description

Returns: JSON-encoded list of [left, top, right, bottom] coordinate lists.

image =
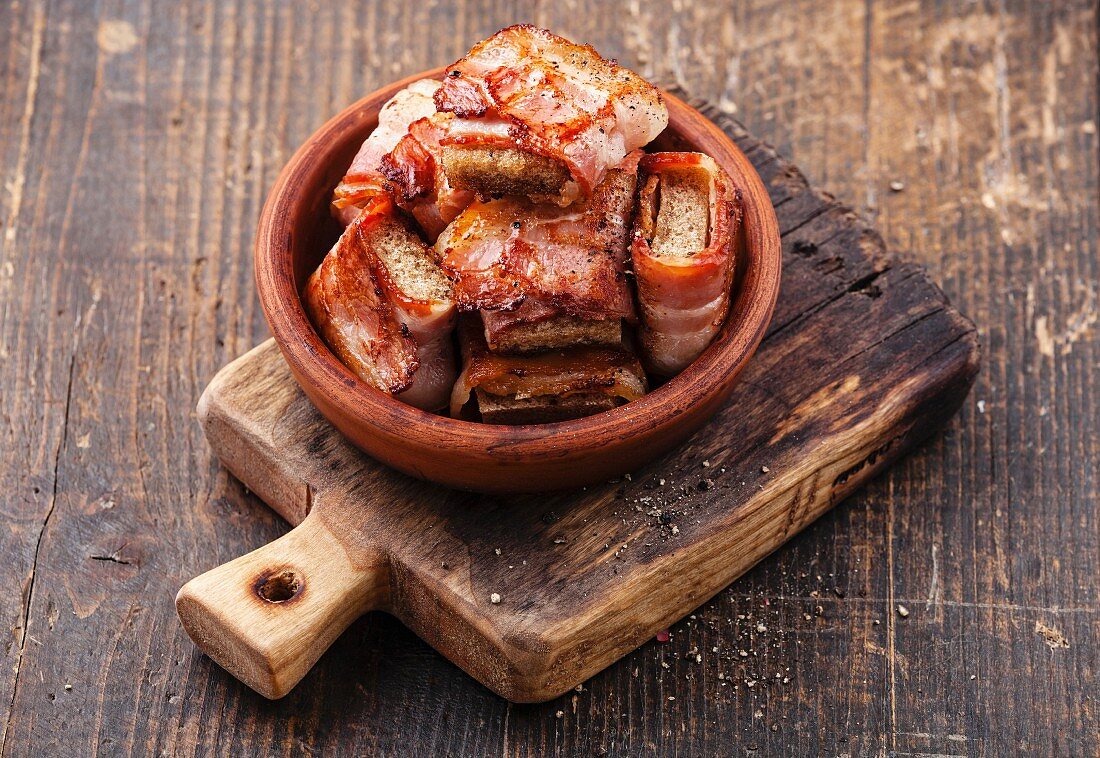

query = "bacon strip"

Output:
[[435, 156, 640, 333], [631, 152, 741, 376], [381, 113, 474, 241], [331, 79, 446, 227], [304, 200, 457, 411], [449, 318, 646, 418], [434, 25, 668, 199]]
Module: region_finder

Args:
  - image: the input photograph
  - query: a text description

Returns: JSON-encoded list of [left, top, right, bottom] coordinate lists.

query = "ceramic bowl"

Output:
[[254, 68, 781, 493]]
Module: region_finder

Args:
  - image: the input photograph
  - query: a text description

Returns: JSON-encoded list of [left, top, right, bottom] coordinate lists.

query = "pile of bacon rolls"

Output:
[[305, 25, 741, 424]]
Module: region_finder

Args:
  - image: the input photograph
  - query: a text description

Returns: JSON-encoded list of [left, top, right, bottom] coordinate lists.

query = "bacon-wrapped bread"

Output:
[[304, 199, 457, 411], [331, 79, 439, 225], [332, 79, 473, 240], [434, 25, 668, 205], [379, 112, 474, 241], [631, 152, 742, 376], [450, 316, 647, 424], [435, 153, 641, 354]]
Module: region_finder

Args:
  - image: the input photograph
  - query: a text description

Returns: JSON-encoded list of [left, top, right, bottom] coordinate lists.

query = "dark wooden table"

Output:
[[1, 2, 1095, 755]]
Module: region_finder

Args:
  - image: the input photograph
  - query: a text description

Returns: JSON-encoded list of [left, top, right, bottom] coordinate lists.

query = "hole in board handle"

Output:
[[254, 569, 303, 603]]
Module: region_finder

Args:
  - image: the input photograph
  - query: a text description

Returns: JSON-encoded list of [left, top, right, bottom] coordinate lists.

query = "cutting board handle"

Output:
[[175, 509, 386, 698]]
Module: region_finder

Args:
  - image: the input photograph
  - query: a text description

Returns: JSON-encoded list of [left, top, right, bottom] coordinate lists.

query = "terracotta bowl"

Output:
[[255, 67, 781, 493]]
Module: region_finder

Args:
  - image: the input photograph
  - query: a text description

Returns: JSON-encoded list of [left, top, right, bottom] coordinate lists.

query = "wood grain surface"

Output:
[[0, 1, 1095, 755]]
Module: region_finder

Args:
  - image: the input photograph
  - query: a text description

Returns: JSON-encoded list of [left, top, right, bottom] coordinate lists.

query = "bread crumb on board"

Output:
[[1035, 621, 1070, 649]]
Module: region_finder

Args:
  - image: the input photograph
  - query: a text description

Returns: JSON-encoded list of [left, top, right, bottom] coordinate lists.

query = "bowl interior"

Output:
[[258, 67, 780, 450]]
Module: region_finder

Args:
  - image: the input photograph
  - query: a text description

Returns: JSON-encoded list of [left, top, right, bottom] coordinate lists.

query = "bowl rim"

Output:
[[255, 67, 781, 455]]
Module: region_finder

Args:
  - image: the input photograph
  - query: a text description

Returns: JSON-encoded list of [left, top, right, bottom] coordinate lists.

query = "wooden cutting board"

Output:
[[175, 91, 980, 703]]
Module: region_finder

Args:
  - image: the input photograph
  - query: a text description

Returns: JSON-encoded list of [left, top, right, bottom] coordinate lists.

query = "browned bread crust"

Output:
[[474, 388, 621, 424], [365, 215, 452, 301], [483, 313, 622, 354], [441, 145, 571, 198]]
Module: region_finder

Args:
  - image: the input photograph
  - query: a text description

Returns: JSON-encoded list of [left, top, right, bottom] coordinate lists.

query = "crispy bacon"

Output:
[[449, 317, 646, 418], [303, 200, 457, 410], [331, 79, 441, 226], [631, 152, 741, 376], [381, 113, 475, 241], [435, 25, 668, 199], [434, 156, 640, 333]]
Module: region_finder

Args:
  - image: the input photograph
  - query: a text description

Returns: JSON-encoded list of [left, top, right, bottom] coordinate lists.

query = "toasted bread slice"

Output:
[[441, 145, 571, 199], [474, 388, 621, 425], [641, 170, 711, 255], [364, 215, 453, 302], [482, 312, 622, 354]]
